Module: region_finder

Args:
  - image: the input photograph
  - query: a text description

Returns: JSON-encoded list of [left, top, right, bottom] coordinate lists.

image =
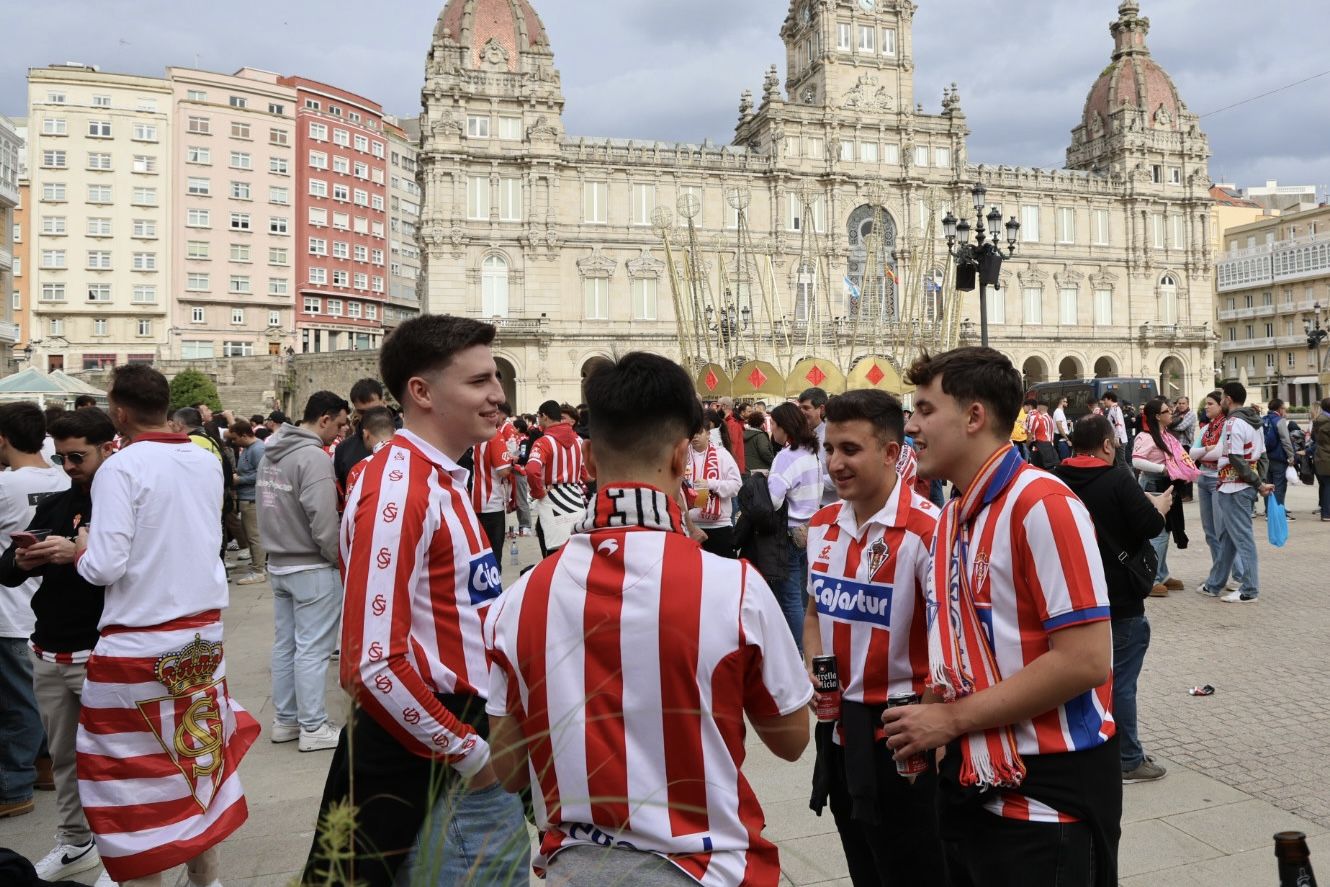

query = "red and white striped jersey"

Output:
[[960, 465, 1113, 822], [339, 428, 500, 777], [1028, 412, 1055, 443], [471, 430, 514, 514], [807, 480, 936, 706], [896, 443, 918, 487], [527, 424, 585, 490], [486, 485, 811, 887]]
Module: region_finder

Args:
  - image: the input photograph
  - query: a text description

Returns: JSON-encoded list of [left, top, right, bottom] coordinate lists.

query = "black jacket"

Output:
[[1054, 458, 1164, 620], [0, 485, 104, 654], [733, 473, 789, 587]]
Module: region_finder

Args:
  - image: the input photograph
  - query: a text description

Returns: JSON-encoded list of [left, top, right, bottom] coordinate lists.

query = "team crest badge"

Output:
[[973, 551, 991, 590], [137, 634, 228, 813], [868, 538, 890, 576]]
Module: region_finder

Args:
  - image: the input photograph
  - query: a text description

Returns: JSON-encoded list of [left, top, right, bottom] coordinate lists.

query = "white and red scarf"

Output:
[[926, 444, 1027, 790], [687, 444, 723, 522]]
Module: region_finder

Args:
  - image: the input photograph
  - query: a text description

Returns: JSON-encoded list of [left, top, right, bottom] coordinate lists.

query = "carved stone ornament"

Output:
[[1089, 266, 1119, 291], [431, 112, 463, 138], [1018, 267, 1048, 289], [480, 37, 510, 69], [536, 368, 551, 392], [762, 64, 781, 103], [526, 115, 560, 142], [739, 90, 754, 118], [841, 74, 894, 113], [1153, 103, 1172, 127], [577, 249, 617, 279], [1054, 268, 1084, 290], [626, 250, 665, 279]]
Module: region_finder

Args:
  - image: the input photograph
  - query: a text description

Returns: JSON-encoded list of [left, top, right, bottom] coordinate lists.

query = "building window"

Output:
[[133, 285, 156, 304], [41, 249, 67, 268], [309, 122, 328, 141], [269, 278, 288, 296], [191, 307, 206, 323], [1059, 287, 1077, 325], [837, 22, 851, 50], [1171, 215, 1186, 249], [87, 283, 111, 302], [93, 319, 108, 336], [133, 219, 156, 238], [132, 187, 157, 206], [1092, 209, 1109, 246], [1151, 164, 1162, 184], [269, 247, 289, 265], [354, 244, 368, 262], [229, 151, 252, 170], [347, 301, 362, 318], [332, 270, 349, 287], [87, 120, 112, 138], [268, 102, 284, 115], [467, 176, 490, 220], [223, 341, 253, 357], [583, 181, 608, 224], [49, 319, 64, 336], [41, 183, 67, 202], [302, 297, 321, 314], [584, 278, 609, 319], [326, 298, 342, 315], [333, 183, 350, 202], [230, 212, 251, 231], [333, 156, 350, 175], [228, 95, 248, 109], [41, 216, 67, 235], [187, 208, 211, 227], [1159, 274, 1178, 324], [188, 146, 211, 164], [1151, 214, 1165, 249], [631, 277, 658, 320], [268, 310, 281, 327], [934, 147, 951, 168], [333, 129, 350, 147], [1020, 205, 1040, 242], [41, 117, 67, 135], [269, 186, 289, 205], [1023, 287, 1042, 325], [309, 238, 327, 256], [137, 319, 152, 337], [467, 116, 490, 138], [632, 184, 655, 226], [269, 128, 289, 146], [332, 241, 349, 259], [1056, 207, 1075, 244], [882, 27, 897, 55], [42, 149, 67, 168], [132, 154, 156, 173], [41, 283, 66, 302], [309, 207, 328, 226], [86, 251, 111, 270], [131, 252, 156, 271], [187, 116, 211, 135], [231, 308, 245, 324], [354, 134, 369, 152], [482, 255, 509, 317], [499, 178, 522, 221], [230, 244, 251, 262], [187, 273, 210, 290], [187, 176, 211, 195], [230, 121, 251, 139], [132, 123, 158, 142], [269, 217, 288, 235], [858, 25, 875, 52], [860, 141, 879, 163]]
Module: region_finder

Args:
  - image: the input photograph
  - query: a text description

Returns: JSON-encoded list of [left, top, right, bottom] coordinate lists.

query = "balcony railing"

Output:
[[1219, 337, 1275, 352], [488, 316, 549, 337]]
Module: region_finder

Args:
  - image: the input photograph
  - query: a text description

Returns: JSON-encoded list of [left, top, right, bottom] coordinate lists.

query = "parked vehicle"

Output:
[[1027, 377, 1160, 421]]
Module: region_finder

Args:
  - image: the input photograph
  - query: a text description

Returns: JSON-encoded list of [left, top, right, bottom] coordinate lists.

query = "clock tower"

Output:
[[781, 0, 917, 115]]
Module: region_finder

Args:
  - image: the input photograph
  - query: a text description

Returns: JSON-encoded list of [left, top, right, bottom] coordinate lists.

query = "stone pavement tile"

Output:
[[1121, 757, 1250, 824], [776, 833, 850, 886], [1118, 819, 1225, 878], [761, 796, 839, 844], [1165, 797, 1325, 854]]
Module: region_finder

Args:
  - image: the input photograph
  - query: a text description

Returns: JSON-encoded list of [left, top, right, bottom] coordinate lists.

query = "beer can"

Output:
[[811, 656, 840, 723], [887, 694, 928, 777]]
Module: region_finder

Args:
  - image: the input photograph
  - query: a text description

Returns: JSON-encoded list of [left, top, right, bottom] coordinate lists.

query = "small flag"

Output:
[[843, 275, 861, 303], [884, 265, 899, 285]]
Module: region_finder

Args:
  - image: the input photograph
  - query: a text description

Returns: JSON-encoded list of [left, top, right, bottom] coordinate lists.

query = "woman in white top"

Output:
[[766, 402, 822, 653], [685, 415, 742, 558], [1189, 390, 1246, 587], [1132, 397, 1198, 597]]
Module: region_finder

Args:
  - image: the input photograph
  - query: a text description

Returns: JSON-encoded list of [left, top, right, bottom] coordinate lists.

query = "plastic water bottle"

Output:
[[510, 535, 519, 564]]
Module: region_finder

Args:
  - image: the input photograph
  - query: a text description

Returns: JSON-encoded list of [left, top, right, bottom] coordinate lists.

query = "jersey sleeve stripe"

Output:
[[1042, 607, 1111, 631]]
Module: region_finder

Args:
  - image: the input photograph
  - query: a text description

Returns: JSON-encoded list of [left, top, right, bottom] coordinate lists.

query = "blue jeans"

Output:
[[0, 636, 43, 802], [1267, 459, 1289, 508], [1197, 473, 1246, 585], [270, 566, 342, 731], [1205, 488, 1260, 597], [1112, 617, 1151, 771], [1139, 475, 1170, 584], [398, 780, 530, 886], [778, 540, 809, 655]]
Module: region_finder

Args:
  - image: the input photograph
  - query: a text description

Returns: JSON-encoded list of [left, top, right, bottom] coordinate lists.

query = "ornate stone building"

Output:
[[417, 0, 1215, 408]]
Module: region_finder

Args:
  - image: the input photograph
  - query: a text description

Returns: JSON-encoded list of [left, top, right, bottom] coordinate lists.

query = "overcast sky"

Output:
[[5, 1, 1327, 192]]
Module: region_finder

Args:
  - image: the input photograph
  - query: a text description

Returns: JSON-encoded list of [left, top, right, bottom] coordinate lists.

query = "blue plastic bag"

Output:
[[1267, 496, 1289, 548]]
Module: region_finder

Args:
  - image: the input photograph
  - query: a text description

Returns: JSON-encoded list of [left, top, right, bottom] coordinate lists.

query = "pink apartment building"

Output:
[[278, 76, 390, 353]]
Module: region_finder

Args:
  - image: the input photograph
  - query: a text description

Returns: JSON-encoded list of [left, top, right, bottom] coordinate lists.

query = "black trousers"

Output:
[[699, 524, 736, 558], [826, 739, 945, 886], [478, 509, 507, 557], [301, 696, 486, 887], [943, 811, 1094, 887]]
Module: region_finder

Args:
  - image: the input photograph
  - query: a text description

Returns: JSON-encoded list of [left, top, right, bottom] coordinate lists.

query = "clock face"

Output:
[[858, 0, 876, 10]]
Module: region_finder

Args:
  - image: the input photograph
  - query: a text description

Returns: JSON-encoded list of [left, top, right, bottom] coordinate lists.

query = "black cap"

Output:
[[266, 410, 290, 424]]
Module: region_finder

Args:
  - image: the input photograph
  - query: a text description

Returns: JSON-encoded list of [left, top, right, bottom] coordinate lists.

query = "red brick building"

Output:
[[279, 76, 390, 352]]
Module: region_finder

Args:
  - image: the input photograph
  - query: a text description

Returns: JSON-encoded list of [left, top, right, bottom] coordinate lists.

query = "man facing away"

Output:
[[303, 315, 527, 887], [803, 389, 945, 885], [525, 399, 587, 557], [486, 351, 810, 886], [881, 347, 1120, 887], [1198, 382, 1274, 603], [1, 408, 115, 881], [342, 405, 397, 498], [0, 403, 74, 821], [257, 391, 350, 753], [75, 364, 259, 887]]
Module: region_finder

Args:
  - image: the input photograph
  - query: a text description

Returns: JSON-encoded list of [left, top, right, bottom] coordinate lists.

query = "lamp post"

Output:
[[1307, 301, 1329, 399], [942, 183, 1020, 348]]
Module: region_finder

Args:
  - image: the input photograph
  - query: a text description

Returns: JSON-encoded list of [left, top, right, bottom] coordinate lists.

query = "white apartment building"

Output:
[[385, 116, 421, 328], [27, 65, 172, 372], [0, 116, 21, 365], [169, 67, 297, 359]]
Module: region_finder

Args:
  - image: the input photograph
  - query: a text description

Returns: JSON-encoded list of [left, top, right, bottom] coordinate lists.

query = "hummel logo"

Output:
[[597, 539, 620, 557]]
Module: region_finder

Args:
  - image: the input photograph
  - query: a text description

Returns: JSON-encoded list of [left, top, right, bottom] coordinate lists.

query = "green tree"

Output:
[[169, 369, 222, 413]]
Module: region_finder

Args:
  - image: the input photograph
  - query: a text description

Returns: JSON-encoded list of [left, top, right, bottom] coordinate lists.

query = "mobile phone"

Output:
[[13, 529, 50, 549]]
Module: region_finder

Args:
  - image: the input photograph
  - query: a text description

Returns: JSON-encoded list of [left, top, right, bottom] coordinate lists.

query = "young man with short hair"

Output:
[[803, 389, 945, 884], [1, 408, 115, 880], [75, 364, 259, 886], [333, 377, 397, 496], [228, 419, 267, 586], [0, 402, 73, 820], [881, 347, 1120, 887], [1199, 382, 1274, 603], [525, 399, 587, 556], [1103, 391, 1128, 467], [303, 315, 526, 887], [799, 386, 837, 506], [342, 405, 397, 497], [486, 352, 810, 886], [257, 391, 350, 752]]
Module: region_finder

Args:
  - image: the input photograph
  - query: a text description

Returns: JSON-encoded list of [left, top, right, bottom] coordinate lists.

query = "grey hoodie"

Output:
[[256, 424, 340, 570]]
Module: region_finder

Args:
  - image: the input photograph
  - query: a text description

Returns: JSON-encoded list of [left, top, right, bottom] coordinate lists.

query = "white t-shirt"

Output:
[[0, 465, 73, 638]]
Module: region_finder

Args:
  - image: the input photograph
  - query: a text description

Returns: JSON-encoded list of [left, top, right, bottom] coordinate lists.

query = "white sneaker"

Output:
[[94, 869, 119, 887], [1220, 590, 1259, 603], [298, 722, 341, 752], [1195, 583, 1220, 598], [35, 838, 101, 879], [235, 572, 266, 586], [225, 540, 240, 551], [270, 720, 299, 743]]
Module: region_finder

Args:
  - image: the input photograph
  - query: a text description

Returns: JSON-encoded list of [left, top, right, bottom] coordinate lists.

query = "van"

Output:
[[1027, 377, 1159, 421]]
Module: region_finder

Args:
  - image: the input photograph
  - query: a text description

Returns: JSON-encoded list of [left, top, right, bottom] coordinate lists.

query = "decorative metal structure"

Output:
[[941, 182, 1020, 348]]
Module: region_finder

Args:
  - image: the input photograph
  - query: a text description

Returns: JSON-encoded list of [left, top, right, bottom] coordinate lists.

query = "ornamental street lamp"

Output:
[[1306, 301, 1329, 373], [942, 182, 1020, 348]]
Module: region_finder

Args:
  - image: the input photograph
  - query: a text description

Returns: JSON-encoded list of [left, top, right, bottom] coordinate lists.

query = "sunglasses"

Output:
[[51, 451, 93, 466]]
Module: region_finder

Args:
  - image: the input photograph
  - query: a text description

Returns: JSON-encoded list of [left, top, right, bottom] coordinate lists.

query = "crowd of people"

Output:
[[1, 318, 1328, 886]]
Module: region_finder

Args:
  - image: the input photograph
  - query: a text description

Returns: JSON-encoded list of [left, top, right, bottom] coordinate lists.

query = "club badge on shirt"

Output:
[[867, 538, 889, 577]]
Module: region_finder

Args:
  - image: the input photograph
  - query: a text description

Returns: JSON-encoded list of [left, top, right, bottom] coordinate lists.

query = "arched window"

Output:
[[1159, 273, 1177, 325], [482, 254, 509, 317]]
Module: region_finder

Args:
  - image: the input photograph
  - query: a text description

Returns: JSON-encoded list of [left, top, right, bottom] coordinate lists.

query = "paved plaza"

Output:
[[2, 482, 1327, 886]]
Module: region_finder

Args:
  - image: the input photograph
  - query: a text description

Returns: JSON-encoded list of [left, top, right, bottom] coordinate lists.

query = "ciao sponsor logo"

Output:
[[468, 552, 503, 605], [811, 572, 893, 628]]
